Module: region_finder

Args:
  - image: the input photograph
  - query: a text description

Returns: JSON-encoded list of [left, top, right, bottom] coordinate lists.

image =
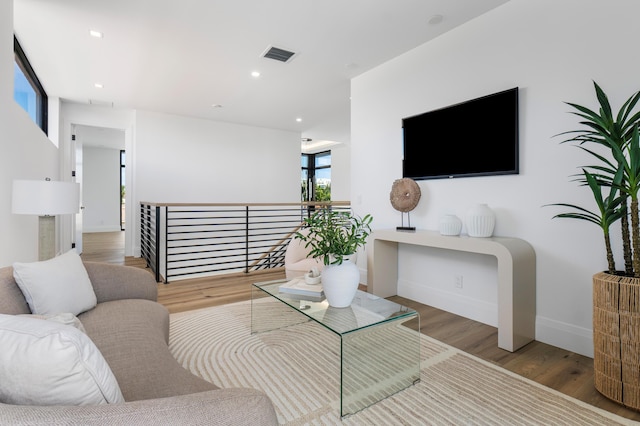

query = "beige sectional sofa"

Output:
[[0, 259, 278, 425]]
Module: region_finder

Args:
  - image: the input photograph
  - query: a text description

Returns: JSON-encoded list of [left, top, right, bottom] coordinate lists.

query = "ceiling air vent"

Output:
[[89, 99, 114, 107], [261, 45, 297, 63]]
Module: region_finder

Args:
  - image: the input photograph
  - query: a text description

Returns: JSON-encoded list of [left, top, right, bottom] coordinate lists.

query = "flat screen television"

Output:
[[402, 87, 519, 180]]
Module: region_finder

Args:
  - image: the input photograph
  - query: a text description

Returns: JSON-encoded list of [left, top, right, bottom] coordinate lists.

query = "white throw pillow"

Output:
[[0, 314, 124, 406], [21, 312, 87, 334], [13, 250, 97, 315]]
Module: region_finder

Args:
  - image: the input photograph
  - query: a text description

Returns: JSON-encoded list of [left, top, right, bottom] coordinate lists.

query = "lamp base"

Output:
[[39, 216, 56, 261]]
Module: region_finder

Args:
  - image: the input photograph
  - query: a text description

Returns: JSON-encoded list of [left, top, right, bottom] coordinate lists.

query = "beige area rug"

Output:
[[169, 301, 634, 425]]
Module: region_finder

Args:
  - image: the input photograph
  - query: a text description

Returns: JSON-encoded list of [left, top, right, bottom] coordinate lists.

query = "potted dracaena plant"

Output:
[[295, 208, 373, 308], [547, 81, 640, 409]]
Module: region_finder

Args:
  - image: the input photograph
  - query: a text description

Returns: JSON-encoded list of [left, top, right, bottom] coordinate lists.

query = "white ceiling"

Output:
[[13, 0, 509, 145]]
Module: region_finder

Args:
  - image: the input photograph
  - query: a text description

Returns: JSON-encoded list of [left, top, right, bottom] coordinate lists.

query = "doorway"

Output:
[[73, 124, 126, 259]]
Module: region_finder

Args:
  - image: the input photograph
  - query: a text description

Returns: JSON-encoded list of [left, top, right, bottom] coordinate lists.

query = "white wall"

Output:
[[0, 1, 59, 266], [351, 0, 640, 357], [134, 110, 300, 203], [329, 144, 350, 202], [83, 147, 122, 232]]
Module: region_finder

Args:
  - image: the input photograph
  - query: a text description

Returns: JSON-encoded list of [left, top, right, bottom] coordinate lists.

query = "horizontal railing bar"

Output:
[[166, 265, 284, 279], [166, 221, 303, 228], [167, 245, 287, 257], [167, 236, 247, 242], [167, 232, 296, 240], [167, 211, 307, 216], [167, 241, 248, 249], [168, 258, 273, 268], [167, 259, 252, 270], [168, 240, 286, 250], [142, 201, 350, 207], [168, 226, 302, 234], [167, 228, 246, 234]]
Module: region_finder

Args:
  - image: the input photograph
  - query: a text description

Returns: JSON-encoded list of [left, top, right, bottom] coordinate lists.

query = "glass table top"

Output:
[[252, 279, 417, 336]]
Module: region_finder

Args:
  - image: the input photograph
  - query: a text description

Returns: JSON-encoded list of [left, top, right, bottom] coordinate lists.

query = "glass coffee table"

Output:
[[251, 279, 420, 418]]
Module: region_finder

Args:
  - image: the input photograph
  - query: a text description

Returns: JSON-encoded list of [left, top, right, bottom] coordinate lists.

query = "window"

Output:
[[14, 35, 47, 134], [301, 151, 331, 202]]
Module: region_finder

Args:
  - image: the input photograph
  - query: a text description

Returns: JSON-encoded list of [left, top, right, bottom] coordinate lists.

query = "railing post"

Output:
[[154, 205, 161, 283], [140, 203, 145, 265], [245, 205, 249, 273]]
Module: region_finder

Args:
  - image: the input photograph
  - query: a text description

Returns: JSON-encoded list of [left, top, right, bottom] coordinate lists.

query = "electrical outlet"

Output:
[[455, 275, 463, 289]]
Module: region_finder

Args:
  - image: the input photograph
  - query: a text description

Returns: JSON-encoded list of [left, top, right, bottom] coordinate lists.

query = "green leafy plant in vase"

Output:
[[296, 209, 373, 307], [547, 81, 640, 409]]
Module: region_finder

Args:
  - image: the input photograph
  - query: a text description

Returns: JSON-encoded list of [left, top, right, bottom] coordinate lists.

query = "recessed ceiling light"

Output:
[[89, 30, 103, 38], [296, 118, 302, 122], [251, 71, 261, 78], [94, 83, 104, 89], [211, 104, 223, 108]]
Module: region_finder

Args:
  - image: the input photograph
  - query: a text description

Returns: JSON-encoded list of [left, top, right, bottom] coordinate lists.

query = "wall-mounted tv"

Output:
[[402, 87, 519, 180]]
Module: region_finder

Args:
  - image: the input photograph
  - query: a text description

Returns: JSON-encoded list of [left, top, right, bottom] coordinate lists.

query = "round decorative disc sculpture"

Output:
[[390, 178, 421, 230], [390, 178, 421, 212]]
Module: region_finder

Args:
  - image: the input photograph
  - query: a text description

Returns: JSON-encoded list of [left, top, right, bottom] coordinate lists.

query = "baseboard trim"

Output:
[[535, 316, 593, 358], [397, 279, 498, 327], [394, 279, 594, 357], [359, 267, 367, 285]]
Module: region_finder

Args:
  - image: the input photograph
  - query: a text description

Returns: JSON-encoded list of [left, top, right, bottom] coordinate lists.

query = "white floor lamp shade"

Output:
[[12, 179, 80, 260]]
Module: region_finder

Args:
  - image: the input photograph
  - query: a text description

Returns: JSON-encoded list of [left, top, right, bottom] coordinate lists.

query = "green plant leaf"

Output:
[[295, 208, 373, 265], [549, 82, 640, 275]]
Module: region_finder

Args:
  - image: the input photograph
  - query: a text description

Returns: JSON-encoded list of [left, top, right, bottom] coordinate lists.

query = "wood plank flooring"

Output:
[[81, 231, 640, 422], [81, 231, 126, 264]]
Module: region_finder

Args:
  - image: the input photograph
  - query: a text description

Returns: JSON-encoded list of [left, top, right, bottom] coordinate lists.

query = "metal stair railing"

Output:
[[139, 202, 350, 282]]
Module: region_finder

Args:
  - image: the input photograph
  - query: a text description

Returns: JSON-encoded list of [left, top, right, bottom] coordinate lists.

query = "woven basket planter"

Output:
[[593, 271, 640, 410]]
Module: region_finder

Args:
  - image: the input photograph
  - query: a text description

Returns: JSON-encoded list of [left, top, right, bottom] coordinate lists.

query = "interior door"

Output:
[[74, 132, 84, 254]]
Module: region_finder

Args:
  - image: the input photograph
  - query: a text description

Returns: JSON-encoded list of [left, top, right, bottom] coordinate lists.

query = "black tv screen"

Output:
[[402, 87, 519, 180]]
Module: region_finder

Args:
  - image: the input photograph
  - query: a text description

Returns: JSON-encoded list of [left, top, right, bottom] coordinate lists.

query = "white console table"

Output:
[[366, 229, 536, 352]]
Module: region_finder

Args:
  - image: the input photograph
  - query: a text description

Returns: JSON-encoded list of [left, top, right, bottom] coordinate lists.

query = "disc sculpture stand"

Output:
[[389, 178, 421, 231]]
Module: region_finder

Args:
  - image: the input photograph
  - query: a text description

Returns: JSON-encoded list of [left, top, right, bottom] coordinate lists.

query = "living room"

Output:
[[3, 0, 640, 423]]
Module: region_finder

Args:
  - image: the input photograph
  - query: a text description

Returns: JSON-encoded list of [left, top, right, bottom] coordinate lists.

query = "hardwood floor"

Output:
[[81, 231, 126, 264], [81, 231, 640, 422]]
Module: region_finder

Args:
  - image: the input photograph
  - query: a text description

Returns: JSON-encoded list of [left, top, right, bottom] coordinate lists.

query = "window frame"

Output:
[[14, 35, 48, 134], [301, 150, 331, 202]]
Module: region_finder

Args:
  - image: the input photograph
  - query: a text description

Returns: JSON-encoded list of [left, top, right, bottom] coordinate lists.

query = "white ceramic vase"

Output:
[[321, 259, 360, 308], [439, 214, 462, 236], [465, 204, 495, 237]]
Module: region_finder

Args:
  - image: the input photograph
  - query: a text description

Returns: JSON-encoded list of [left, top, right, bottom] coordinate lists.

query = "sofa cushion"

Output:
[[79, 299, 218, 401], [0, 266, 30, 315], [12, 250, 97, 315], [0, 314, 124, 406]]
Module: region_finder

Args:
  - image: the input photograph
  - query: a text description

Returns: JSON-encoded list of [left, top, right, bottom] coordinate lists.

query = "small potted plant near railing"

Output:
[[547, 81, 640, 409], [296, 209, 373, 308]]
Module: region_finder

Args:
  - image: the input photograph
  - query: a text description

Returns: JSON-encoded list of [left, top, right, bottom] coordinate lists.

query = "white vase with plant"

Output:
[[295, 209, 373, 308]]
